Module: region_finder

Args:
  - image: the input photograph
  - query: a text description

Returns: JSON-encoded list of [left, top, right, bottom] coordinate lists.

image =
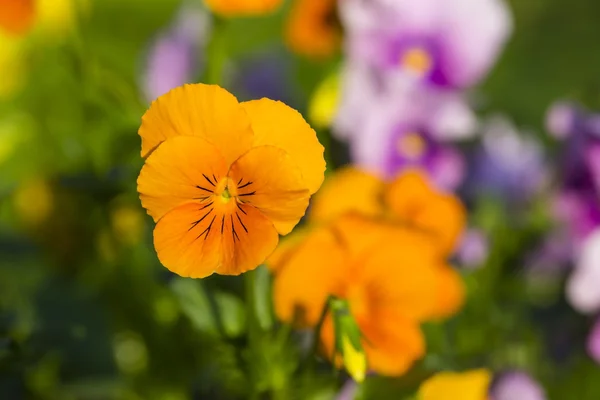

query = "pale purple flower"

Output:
[[336, 380, 358, 400], [345, 83, 476, 190], [566, 228, 600, 314], [457, 228, 489, 269], [491, 372, 546, 400], [587, 317, 600, 363], [340, 0, 512, 90], [142, 4, 211, 102], [466, 116, 548, 203], [546, 101, 578, 139]]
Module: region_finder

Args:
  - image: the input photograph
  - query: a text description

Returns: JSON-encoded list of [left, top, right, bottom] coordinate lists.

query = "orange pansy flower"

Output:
[[0, 0, 35, 36], [274, 215, 449, 376], [285, 0, 341, 59], [204, 0, 283, 17], [137, 84, 325, 278], [269, 166, 465, 318]]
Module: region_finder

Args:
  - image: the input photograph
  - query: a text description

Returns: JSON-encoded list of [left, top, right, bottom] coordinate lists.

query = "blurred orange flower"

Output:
[[0, 0, 35, 36], [204, 0, 282, 17], [274, 215, 457, 376], [137, 84, 325, 278], [285, 0, 341, 59]]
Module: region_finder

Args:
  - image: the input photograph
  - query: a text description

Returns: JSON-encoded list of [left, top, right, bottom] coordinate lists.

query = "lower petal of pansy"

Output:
[[153, 202, 223, 278], [229, 145, 310, 235], [137, 136, 228, 222], [217, 202, 280, 276], [154, 201, 279, 278], [274, 227, 347, 326], [430, 264, 465, 320], [360, 312, 425, 377]]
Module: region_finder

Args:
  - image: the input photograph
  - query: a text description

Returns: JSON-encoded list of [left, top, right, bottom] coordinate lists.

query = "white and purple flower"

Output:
[[340, 0, 513, 90]]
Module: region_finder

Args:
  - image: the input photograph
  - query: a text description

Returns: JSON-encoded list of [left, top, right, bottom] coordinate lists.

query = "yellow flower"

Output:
[[204, 0, 283, 17], [418, 369, 492, 400], [137, 84, 325, 278], [285, 0, 341, 59], [308, 71, 341, 129]]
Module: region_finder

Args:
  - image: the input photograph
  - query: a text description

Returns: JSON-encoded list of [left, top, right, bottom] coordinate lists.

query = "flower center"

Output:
[[400, 46, 433, 76], [397, 132, 427, 160]]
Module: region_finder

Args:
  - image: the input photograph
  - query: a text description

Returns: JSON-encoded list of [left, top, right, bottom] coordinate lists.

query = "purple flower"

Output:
[[587, 317, 600, 363], [142, 4, 211, 102], [343, 82, 476, 190], [491, 372, 546, 400], [466, 116, 548, 203], [457, 228, 490, 269], [566, 228, 600, 314], [339, 0, 512, 90]]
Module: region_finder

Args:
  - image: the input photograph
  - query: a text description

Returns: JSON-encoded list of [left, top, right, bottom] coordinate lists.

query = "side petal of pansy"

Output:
[[430, 264, 465, 319], [385, 170, 466, 255], [309, 167, 385, 224], [274, 226, 347, 326], [137, 136, 228, 222], [138, 84, 254, 163], [228, 145, 311, 235], [241, 99, 326, 195]]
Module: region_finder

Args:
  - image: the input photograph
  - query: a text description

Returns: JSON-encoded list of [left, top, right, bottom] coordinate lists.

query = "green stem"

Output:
[[205, 16, 227, 85], [302, 295, 332, 370], [245, 269, 260, 399]]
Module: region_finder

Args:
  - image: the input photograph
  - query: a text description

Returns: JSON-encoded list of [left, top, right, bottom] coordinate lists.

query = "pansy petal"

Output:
[[242, 99, 326, 194], [309, 167, 384, 224], [139, 84, 254, 164], [430, 265, 465, 319], [229, 145, 310, 235], [154, 201, 278, 278], [137, 136, 228, 222], [274, 227, 347, 326], [153, 202, 224, 278], [358, 228, 441, 321], [419, 369, 492, 400], [265, 227, 309, 273], [385, 170, 466, 255], [217, 202, 280, 276]]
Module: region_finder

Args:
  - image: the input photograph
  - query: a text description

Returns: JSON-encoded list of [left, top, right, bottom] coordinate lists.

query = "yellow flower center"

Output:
[[396, 132, 427, 160], [400, 47, 433, 75]]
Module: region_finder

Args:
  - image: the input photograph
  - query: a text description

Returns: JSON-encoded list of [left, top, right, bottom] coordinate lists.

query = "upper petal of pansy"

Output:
[[274, 226, 347, 326], [385, 170, 466, 255], [137, 136, 228, 222], [438, 0, 512, 88], [154, 201, 279, 278], [241, 99, 326, 195], [228, 145, 311, 235], [0, 0, 35, 36], [139, 84, 254, 164], [418, 369, 492, 400], [309, 167, 385, 224]]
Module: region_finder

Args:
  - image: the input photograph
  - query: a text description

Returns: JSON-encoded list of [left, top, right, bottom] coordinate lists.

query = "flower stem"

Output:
[[205, 15, 227, 85], [304, 295, 332, 369], [245, 269, 260, 398]]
